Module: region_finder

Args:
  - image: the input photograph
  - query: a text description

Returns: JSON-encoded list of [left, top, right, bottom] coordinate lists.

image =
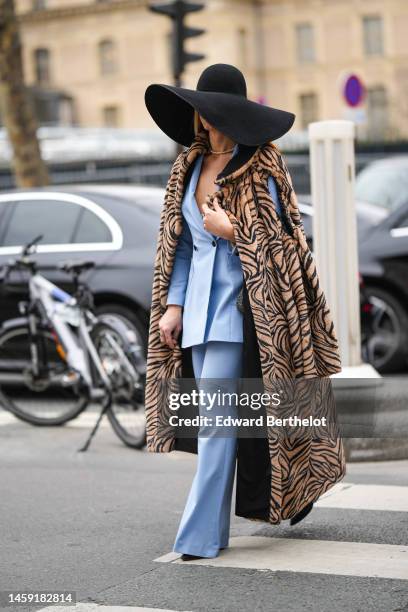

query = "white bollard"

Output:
[[308, 120, 379, 378]]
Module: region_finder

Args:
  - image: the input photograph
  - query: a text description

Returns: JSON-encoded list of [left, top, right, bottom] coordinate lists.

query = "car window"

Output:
[[2, 200, 81, 247], [355, 164, 408, 212], [74, 208, 112, 243]]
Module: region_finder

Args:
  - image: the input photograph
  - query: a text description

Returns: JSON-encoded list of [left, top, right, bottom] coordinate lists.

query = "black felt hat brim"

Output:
[[144, 83, 295, 147]]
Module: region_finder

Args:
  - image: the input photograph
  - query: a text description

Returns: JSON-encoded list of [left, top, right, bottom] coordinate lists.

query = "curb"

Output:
[[344, 438, 408, 462], [333, 378, 408, 462]]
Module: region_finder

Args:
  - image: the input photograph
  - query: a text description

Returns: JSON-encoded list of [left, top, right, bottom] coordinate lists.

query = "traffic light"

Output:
[[149, 1, 206, 85]]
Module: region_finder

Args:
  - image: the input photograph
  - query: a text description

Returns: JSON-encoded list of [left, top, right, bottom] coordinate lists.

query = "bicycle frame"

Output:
[[29, 273, 111, 391]]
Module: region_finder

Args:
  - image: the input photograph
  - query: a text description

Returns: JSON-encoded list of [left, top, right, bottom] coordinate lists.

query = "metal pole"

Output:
[[308, 120, 378, 376], [174, 70, 183, 157], [252, 0, 266, 100]]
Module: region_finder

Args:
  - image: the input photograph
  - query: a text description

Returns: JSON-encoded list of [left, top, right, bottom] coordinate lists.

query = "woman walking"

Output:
[[144, 64, 346, 561]]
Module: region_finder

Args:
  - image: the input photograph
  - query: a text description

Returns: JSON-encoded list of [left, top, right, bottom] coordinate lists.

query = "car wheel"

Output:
[[364, 286, 408, 374]]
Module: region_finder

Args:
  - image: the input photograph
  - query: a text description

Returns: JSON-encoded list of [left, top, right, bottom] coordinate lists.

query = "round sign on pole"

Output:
[[343, 74, 366, 107]]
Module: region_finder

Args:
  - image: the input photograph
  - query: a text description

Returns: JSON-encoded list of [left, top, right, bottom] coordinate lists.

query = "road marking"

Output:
[[155, 536, 408, 580], [38, 605, 191, 612], [0, 410, 111, 428], [316, 482, 408, 512], [0, 409, 144, 430]]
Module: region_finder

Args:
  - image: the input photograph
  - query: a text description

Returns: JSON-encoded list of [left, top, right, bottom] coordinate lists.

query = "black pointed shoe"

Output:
[[181, 553, 204, 561], [290, 501, 314, 526]]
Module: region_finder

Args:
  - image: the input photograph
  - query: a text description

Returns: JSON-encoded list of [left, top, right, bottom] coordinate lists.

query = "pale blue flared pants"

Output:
[[173, 340, 243, 558]]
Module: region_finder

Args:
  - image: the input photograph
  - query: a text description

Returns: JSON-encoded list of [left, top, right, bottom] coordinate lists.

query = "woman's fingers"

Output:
[[163, 326, 175, 348], [202, 202, 211, 216], [173, 324, 182, 340], [158, 308, 182, 348], [160, 323, 180, 348]]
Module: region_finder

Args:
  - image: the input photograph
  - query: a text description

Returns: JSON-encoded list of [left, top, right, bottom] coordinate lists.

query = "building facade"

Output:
[[14, 0, 408, 140]]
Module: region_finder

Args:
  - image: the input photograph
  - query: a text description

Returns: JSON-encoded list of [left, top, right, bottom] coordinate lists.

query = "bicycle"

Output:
[[0, 235, 146, 450]]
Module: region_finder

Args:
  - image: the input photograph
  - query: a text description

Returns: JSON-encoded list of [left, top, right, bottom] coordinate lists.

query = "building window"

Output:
[[363, 15, 384, 56], [367, 86, 388, 139], [98, 39, 118, 76], [33, 48, 51, 85], [299, 93, 318, 129], [295, 23, 315, 64], [102, 105, 120, 127]]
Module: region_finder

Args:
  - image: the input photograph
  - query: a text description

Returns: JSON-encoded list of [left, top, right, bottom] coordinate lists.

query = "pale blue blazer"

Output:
[[166, 145, 283, 348]]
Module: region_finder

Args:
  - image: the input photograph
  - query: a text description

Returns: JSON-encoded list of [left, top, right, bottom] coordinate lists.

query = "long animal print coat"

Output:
[[145, 130, 346, 524]]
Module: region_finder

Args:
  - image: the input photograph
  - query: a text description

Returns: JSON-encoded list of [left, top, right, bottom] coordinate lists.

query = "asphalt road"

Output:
[[0, 407, 407, 612]]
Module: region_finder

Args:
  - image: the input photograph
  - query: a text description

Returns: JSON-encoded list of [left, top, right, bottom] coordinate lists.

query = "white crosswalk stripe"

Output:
[[155, 482, 408, 579], [37, 606, 191, 612], [315, 481, 408, 512], [0, 409, 111, 428], [156, 537, 408, 579]]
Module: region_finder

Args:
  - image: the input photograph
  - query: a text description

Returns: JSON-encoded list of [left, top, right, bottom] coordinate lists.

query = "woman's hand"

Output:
[[159, 305, 183, 349], [202, 200, 235, 242]]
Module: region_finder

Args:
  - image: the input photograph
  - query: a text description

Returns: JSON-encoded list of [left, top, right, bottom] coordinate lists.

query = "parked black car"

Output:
[[0, 184, 164, 355], [300, 156, 408, 373]]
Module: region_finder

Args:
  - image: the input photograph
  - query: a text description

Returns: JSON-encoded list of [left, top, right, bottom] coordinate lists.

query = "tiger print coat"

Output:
[[145, 130, 346, 524]]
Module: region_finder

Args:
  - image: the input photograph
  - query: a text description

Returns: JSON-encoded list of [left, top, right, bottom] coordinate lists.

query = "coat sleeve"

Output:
[[166, 218, 193, 307]]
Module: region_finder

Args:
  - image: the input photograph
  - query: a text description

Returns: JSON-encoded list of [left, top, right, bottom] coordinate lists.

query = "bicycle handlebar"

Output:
[[22, 234, 43, 257], [0, 234, 44, 274], [0, 235, 44, 285], [0, 236, 96, 312]]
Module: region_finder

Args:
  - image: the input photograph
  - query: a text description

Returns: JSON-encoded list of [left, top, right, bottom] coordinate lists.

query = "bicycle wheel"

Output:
[[91, 320, 146, 448], [0, 323, 89, 425]]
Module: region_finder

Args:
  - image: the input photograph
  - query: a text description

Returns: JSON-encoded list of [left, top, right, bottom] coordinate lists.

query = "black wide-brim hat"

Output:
[[144, 63, 295, 147]]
